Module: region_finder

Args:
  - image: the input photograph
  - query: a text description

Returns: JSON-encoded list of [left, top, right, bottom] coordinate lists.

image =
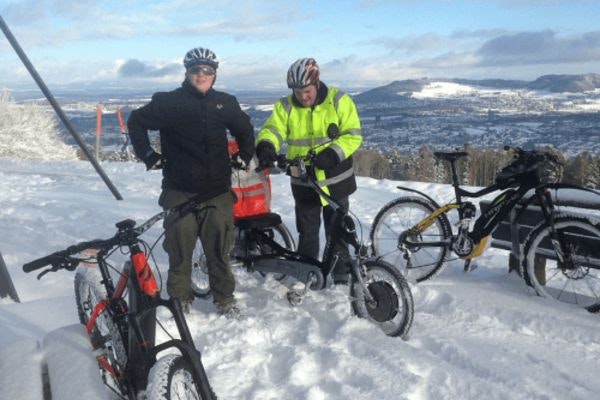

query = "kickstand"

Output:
[[463, 259, 478, 273]]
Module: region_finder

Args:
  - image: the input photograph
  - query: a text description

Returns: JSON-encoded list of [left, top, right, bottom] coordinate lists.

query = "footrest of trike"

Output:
[[248, 256, 325, 290]]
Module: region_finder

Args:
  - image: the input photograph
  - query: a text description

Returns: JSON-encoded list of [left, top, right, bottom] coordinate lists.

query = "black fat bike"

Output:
[[370, 146, 600, 311], [23, 197, 218, 400]]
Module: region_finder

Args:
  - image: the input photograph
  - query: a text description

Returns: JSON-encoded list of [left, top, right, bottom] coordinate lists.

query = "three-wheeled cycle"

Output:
[[192, 132, 414, 338]]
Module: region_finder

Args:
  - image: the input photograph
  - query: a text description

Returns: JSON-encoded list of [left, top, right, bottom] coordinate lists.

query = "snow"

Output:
[[253, 104, 276, 112], [410, 81, 600, 113], [410, 82, 514, 99], [44, 325, 107, 400], [1, 158, 599, 400]]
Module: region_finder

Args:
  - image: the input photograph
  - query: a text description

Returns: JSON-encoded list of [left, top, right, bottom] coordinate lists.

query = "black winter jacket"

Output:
[[128, 81, 255, 198]]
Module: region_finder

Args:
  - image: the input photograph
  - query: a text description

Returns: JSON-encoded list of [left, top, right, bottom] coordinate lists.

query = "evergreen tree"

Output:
[[564, 151, 592, 186]]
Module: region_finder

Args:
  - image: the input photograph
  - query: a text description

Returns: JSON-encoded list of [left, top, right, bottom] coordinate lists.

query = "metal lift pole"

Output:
[[0, 14, 123, 200]]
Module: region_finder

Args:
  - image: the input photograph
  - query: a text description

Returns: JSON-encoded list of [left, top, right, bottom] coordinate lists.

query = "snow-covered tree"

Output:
[[0, 91, 76, 160]]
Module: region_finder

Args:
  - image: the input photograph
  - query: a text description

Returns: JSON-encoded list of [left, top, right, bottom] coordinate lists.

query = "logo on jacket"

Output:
[[216, 103, 223, 110]]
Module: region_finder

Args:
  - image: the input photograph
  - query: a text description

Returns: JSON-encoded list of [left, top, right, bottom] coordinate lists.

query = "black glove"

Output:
[[312, 148, 339, 170], [231, 152, 250, 170], [256, 141, 277, 169], [144, 151, 164, 170]]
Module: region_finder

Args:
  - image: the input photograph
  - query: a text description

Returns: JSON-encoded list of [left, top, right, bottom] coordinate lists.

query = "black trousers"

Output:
[[291, 183, 350, 277]]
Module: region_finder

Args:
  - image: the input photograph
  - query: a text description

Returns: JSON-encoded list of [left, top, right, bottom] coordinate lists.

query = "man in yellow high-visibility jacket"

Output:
[[256, 58, 363, 283]]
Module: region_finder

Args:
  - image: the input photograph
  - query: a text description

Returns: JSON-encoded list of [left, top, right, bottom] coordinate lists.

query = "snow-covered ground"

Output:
[[1, 158, 599, 400], [410, 81, 600, 113]]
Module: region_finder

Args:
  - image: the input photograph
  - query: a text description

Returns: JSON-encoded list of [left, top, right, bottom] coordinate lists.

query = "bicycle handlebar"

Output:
[[23, 238, 116, 273], [23, 194, 213, 276], [23, 251, 67, 273]]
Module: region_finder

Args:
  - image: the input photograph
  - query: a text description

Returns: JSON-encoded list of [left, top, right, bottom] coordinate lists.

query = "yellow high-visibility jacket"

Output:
[[257, 84, 363, 205]]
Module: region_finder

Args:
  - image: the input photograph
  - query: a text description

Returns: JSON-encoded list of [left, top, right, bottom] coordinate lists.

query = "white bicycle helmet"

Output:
[[183, 47, 219, 69], [287, 58, 320, 89]]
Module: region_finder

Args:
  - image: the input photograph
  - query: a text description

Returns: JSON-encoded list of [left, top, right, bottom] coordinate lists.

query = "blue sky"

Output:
[[1, 0, 599, 92]]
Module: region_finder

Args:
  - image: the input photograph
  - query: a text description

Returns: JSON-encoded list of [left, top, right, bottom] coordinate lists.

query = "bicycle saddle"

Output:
[[433, 151, 469, 162], [235, 212, 283, 230]]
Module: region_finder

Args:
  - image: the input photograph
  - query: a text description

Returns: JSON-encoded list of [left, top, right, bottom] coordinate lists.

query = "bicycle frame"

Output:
[[239, 163, 367, 290], [22, 197, 221, 399], [398, 161, 557, 257], [307, 177, 364, 275], [88, 233, 212, 397]]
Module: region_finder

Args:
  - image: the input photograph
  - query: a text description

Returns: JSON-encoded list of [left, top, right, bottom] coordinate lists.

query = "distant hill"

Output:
[[451, 78, 527, 89], [353, 73, 600, 103], [526, 73, 600, 93], [352, 79, 428, 103]]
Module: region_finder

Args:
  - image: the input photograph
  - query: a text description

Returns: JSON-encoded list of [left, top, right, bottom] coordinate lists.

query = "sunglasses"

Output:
[[188, 65, 216, 76]]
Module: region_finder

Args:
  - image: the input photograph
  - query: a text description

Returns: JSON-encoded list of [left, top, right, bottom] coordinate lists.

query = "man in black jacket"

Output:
[[128, 47, 254, 318]]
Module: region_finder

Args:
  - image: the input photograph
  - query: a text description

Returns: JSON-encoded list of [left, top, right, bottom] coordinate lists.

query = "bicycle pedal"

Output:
[[286, 290, 304, 306]]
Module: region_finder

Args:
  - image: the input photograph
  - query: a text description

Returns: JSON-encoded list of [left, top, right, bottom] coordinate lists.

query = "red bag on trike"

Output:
[[228, 140, 272, 220]]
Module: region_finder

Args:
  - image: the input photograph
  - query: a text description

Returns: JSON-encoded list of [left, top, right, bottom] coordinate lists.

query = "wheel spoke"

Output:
[[525, 217, 600, 310], [371, 197, 450, 282]]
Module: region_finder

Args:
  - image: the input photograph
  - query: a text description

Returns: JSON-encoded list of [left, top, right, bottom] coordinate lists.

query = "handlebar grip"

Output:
[[23, 252, 63, 272], [22, 239, 106, 273]]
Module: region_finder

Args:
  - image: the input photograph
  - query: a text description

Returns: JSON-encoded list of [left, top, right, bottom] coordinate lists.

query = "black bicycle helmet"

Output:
[[183, 47, 219, 69], [287, 58, 320, 89]]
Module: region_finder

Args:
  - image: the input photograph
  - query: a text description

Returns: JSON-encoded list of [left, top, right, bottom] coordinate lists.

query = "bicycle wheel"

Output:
[[521, 215, 600, 311], [74, 266, 129, 394], [191, 239, 211, 299], [370, 196, 451, 282], [146, 354, 216, 400], [191, 223, 297, 298], [350, 260, 414, 338]]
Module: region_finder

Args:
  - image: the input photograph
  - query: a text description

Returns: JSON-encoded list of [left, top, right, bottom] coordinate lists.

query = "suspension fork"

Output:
[[350, 257, 376, 303], [536, 187, 566, 264]]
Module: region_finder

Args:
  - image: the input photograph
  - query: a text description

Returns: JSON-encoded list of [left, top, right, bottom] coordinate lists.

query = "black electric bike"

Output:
[[23, 197, 218, 400], [191, 131, 414, 338], [370, 146, 600, 310]]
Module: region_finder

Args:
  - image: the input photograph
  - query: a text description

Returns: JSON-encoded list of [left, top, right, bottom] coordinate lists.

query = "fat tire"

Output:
[[146, 354, 215, 400], [74, 266, 129, 394], [370, 196, 451, 282], [351, 260, 414, 338], [521, 215, 600, 311]]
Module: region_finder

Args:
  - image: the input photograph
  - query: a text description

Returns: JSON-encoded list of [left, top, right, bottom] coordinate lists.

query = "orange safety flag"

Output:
[[116, 107, 126, 133], [96, 104, 102, 137], [228, 139, 271, 220]]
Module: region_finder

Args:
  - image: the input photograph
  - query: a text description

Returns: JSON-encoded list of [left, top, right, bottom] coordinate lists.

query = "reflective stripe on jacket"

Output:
[[257, 83, 362, 204]]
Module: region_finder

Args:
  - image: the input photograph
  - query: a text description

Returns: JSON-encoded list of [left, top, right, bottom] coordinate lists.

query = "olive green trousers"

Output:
[[159, 189, 235, 305]]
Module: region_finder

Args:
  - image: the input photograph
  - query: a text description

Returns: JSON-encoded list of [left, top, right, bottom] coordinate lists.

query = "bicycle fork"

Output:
[[350, 257, 376, 304], [538, 188, 567, 264]]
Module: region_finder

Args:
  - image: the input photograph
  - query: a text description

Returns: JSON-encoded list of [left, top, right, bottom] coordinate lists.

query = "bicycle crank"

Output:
[[286, 273, 317, 306]]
